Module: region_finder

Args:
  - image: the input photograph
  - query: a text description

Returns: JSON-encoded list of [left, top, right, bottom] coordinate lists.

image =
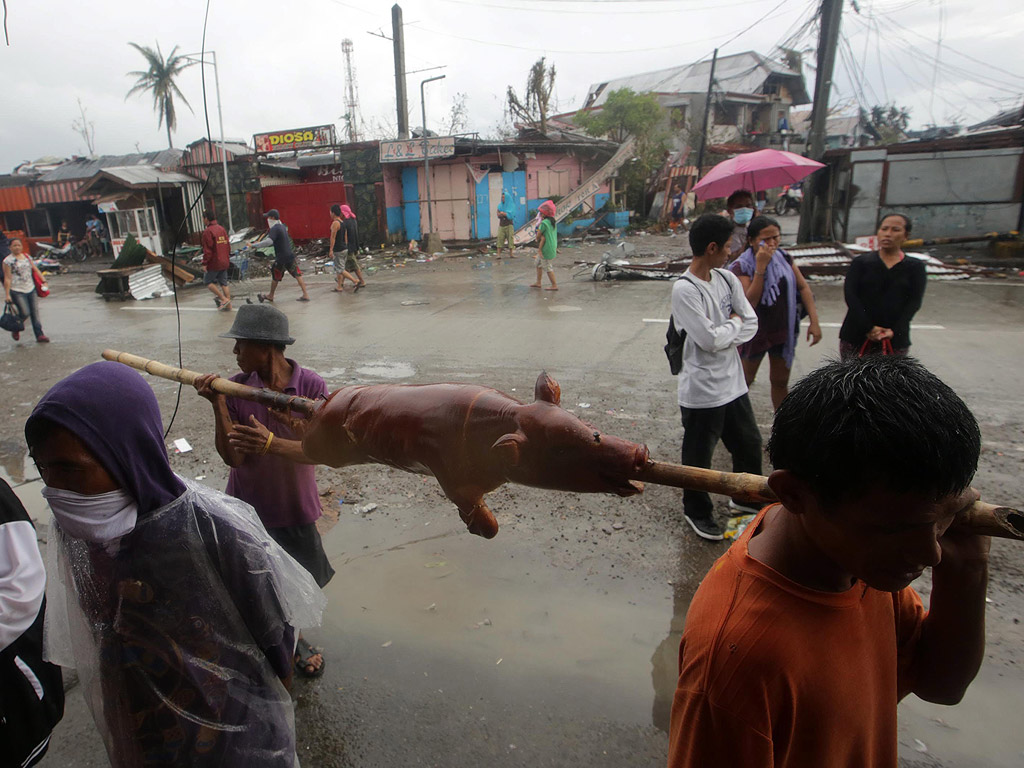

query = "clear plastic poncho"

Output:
[[44, 480, 326, 767]]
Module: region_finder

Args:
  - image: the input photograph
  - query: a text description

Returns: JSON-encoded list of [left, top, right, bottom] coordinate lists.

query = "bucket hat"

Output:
[[219, 304, 295, 345]]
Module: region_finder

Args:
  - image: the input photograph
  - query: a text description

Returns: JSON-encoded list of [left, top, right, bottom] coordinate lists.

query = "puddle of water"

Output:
[[320, 512, 676, 727], [355, 361, 416, 379], [0, 440, 49, 526], [898, 665, 1024, 766]]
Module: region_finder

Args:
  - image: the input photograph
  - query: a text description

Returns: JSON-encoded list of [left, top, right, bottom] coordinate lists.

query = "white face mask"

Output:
[[41, 487, 138, 543]]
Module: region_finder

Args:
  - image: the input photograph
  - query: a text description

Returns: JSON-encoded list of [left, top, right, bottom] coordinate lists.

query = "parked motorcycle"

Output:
[[35, 239, 89, 262], [774, 183, 802, 216]]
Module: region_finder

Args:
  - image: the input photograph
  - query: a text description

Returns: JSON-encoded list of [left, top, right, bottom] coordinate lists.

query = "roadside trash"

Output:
[[194, 475, 206, 481], [382, 640, 392, 648], [424, 603, 437, 611], [577, 402, 591, 408], [913, 739, 928, 753], [172, 438, 192, 454], [354, 503, 378, 515], [723, 514, 756, 540], [338, 499, 345, 507], [473, 618, 492, 628], [401, 300, 430, 306]]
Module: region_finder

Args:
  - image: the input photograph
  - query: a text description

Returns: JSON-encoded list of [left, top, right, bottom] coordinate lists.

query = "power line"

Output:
[[434, 0, 780, 13]]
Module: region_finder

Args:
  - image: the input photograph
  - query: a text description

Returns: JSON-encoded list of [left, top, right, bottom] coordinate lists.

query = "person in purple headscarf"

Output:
[[729, 215, 822, 411], [26, 361, 325, 767]]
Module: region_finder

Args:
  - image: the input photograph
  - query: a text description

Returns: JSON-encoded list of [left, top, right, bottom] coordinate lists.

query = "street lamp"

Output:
[[182, 51, 234, 233], [420, 74, 445, 238]]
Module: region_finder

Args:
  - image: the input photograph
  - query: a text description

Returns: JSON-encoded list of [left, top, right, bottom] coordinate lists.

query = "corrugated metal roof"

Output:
[[38, 150, 184, 182], [128, 264, 173, 300], [585, 51, 808, 108], [93, 166, 199, 186], [0, 186, 32, 212]]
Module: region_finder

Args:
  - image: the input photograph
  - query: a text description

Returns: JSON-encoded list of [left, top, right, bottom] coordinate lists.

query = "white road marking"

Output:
[[120, 306, 219, 312], [642, 319, 947, 330]]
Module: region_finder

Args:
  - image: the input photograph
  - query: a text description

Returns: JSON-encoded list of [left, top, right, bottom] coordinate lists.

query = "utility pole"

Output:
[[392, 4, 409, 139], [421, 74, 445, 239], [798, 0, 843, 243], [182, 51, 234, 233], [694, 48, 719, 177]]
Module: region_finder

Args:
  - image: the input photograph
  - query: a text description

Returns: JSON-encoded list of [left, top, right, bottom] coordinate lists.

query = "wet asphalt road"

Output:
[[4, 242, 1022, 767]]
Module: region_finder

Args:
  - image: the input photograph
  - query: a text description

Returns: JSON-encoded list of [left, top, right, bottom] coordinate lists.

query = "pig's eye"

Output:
[[593, 432, 601, 444]]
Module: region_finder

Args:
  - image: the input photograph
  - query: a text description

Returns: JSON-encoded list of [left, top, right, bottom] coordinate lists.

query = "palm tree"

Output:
[[125, 42, 194, 149]]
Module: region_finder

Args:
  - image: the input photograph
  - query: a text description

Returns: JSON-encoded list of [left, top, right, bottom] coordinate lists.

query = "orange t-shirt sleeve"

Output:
[[894, 586, 927, 700], [668, 687, 773, 768]]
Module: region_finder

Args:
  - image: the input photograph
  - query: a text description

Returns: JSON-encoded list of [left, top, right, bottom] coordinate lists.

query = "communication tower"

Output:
[[341, 39, 361, 142]]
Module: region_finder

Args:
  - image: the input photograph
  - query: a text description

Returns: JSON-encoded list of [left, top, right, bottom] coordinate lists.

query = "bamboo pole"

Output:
[[637, 460, 1024, 542], [101, 349, 321, 416], [102, 350, 1024, 541]]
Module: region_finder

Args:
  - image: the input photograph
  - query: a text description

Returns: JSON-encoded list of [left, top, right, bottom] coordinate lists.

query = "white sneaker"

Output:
[[728, 500, 763, 515]]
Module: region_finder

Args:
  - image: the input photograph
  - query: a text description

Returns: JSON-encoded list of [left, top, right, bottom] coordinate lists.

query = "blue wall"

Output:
[[401, 167, 421, 241], [474, 175, 490, 239], [594, 192, 610, 212], [503, 171, 527, 228], [386, 206, 404, 236]]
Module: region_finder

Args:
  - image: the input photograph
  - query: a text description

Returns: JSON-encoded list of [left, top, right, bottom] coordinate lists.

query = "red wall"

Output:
[[260, 181, 347, 240]]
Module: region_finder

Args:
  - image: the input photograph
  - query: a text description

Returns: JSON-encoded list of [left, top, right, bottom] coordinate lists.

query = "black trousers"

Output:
[[680, 394, 763, 519], [268, 523, 335, 588]]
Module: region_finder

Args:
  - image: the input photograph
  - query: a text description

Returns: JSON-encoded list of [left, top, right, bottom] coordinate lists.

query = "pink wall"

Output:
[[383, 165, 403, 208], [381, 150, 611, 210]]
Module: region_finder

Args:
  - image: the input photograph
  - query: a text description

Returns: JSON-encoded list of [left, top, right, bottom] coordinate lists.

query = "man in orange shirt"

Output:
[[668, 356, 989, 768], [202, 210, 233, 311]]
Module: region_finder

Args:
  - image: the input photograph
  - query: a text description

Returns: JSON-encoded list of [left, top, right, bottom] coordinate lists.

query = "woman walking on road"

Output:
[[839, 213, 926, 360], [729, 216, 821, 410], [3, 238, 49, 343]]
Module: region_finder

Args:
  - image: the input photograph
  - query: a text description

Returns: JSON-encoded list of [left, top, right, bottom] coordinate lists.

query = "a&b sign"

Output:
[[379, 137, 456, 163]]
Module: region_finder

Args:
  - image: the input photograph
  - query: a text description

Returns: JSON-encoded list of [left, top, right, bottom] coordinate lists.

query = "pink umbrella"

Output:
[[691, 149, 825, 200]]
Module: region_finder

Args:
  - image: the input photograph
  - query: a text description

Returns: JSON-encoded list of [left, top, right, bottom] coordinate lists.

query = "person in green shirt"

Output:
[[530, 199, 558, 291]]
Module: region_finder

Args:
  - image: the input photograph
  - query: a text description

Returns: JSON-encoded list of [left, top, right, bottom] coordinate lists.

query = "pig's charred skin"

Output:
[[301, 372, 648, 538]]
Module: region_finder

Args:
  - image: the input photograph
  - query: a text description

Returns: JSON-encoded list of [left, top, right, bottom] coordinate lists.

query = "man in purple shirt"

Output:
[[194, 304, 333, 678]]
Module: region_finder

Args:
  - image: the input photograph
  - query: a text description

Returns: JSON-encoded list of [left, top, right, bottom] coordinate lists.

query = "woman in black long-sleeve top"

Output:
[[839, 214, 927, 359]]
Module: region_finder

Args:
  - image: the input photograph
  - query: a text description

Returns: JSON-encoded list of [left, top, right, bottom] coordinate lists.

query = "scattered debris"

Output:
[[381, 640, 392, 648], [913, 739, 928, 753], [354, 503, 378, 515], [172, 438, 192, 454]]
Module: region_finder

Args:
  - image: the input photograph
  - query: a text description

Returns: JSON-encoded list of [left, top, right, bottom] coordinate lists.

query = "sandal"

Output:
[[354, 283, 364, 293], [257, 293, 274, 303], [294, 638, 326, 679], [297, 296, 311, 302]]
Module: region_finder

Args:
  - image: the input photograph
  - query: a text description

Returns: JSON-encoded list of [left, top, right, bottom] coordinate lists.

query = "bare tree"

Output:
[[71, 97, 96, 155], [442, 92, 469, 135], [364, 113, 399, 141], [506, 57, 556, 134]]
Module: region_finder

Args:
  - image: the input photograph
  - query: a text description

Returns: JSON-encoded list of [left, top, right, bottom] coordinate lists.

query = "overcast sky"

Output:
[[1, 0, 1021, 173]]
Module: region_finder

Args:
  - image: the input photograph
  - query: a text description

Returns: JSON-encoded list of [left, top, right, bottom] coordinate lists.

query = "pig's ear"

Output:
[[490, 433, 524, 467], [534, 371, 561, 405]]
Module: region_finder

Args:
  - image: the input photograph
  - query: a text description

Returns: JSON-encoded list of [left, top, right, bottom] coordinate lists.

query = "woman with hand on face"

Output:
[[839, 213, 926, 360], [728, 216, 822, 410]]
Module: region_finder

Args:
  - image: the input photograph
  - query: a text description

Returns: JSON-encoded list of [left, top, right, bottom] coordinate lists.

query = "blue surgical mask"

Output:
[[733, 207, 754, 225]]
